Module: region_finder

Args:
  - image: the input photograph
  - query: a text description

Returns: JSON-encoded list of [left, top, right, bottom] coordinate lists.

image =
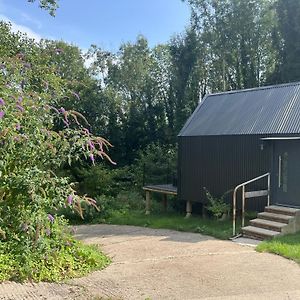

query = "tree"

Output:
[[89, 36, 173, 164], [169, 28, 204, 135], [270, 0, 300, 83], [186, 0, 277, 91], [27, 0, 59, 16]]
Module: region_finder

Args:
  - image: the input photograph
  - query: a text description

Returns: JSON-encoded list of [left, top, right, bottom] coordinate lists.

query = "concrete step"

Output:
[[249, 218, 286, 232], [265, 205, 300, 216], [257, 212, 293, 224], [242, 226, 280, 240]]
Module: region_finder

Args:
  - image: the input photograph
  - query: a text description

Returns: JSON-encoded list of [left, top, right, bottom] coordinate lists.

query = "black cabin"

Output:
[[178, 82, 300, 212]]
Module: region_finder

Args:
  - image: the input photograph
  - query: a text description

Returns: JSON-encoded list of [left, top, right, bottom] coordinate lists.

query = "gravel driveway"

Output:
[[1, 224, 300, 300]]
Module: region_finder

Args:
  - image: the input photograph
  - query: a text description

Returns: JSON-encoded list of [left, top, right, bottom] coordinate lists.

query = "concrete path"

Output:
[[1, 224, 300, 300]]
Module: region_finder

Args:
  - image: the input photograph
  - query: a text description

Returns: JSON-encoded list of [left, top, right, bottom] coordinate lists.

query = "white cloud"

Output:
[[0, 14, 42, 41], [21, 12, 42, 29]]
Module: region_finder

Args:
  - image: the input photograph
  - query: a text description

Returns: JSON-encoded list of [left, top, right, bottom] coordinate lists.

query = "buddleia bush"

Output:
[[0, 40, 113, 281]]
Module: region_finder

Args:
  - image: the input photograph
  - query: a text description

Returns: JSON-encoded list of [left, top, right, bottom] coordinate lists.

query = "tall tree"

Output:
[[169, 28, 205, 134], [271, 0, 300, 83], [90, 36, 171, 163], [186, 0, 277, 91]]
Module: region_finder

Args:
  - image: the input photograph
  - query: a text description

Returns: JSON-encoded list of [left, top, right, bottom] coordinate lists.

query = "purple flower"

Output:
[[16, 124, 21, 130], [16, 104, 24, 112], [59, 107, 66, 114], [67, 195, 73, 205], [90, 153, 95, 165], [87, 140, 95, 150], [48, 214, 55, 223], [45, 228, 51, 236], [0, 98, 5, 106], [0, 111, 4, 119], [17, 97, 23, 103]]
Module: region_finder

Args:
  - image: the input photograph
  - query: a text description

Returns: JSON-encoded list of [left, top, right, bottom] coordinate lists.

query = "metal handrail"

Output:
[[232, 172, 270, 236]]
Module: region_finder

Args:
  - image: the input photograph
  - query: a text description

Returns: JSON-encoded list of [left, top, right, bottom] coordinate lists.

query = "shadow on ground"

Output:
[[74, 224, 214, 244]]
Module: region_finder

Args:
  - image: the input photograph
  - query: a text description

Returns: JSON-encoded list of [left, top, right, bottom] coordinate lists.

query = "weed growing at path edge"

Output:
[[0, 239, 110, 282]]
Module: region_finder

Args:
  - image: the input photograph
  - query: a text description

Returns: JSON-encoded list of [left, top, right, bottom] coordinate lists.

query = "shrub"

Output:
[[133, 143, 177, 188], [204, 188, 231, 220], [0, 236, 110, 282], [64, 191, 145, 223], [0, 35, 112, 281], [72, 164, 133, 198]]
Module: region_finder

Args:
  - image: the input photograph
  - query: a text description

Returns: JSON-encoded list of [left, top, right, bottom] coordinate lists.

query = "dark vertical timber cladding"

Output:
[[178, 135, 271, 212]]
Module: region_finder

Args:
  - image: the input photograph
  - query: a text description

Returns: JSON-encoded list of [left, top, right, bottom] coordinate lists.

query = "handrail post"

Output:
[[242, 186, 245, 228], [233, 188, 237, 236], [267, 173, 270, 207], [232, 172, 270, 237]]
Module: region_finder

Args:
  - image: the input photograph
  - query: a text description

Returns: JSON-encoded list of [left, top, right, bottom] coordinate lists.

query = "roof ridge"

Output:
[[207, 81, 300, 97]]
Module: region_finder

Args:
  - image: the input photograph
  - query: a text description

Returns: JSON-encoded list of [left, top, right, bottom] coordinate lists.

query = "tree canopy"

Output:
[[27, 0, 58, 16], [3, 0, 300, 166]]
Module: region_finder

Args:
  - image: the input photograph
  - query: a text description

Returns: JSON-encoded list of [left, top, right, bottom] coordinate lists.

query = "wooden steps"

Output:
[[257, 212, 292, 224], [242, 226, 280, 240], [242, 205, 300, 240], [265, 205, 299, 216], [249, 218, 286, 232]]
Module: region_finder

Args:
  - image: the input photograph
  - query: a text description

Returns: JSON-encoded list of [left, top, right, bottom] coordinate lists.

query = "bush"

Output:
[[204, 188, 231, 220], [71, 164, 133, 198], [62, 144, 179, 224], [133, 143, 177, 188], [64, 191, 145, 223], [0, 30, 112, 282]]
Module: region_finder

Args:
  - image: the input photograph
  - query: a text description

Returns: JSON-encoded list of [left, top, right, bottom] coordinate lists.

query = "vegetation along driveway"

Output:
[[1, 224, 300, 300]]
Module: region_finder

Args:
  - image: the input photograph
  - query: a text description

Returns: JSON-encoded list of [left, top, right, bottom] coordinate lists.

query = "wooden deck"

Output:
[[143, 184, 177, 195], [142, 184, 177, 215]]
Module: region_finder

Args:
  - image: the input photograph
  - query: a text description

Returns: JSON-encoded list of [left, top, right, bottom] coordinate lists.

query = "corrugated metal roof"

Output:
[[179, 82, 300, 136]]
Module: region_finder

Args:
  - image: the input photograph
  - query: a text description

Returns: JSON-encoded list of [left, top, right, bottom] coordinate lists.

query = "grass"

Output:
[[256, 232, 300, 263], [100, 210, 237, 240], [0, 240, 111, 282]]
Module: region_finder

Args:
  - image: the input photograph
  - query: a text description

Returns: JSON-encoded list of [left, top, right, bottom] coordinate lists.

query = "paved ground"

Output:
[[1, 224, 300, 300]]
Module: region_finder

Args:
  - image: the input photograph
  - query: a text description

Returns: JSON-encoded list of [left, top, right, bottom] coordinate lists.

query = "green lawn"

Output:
[[100, 211, 236, 240], [256, 232, 300, 263]]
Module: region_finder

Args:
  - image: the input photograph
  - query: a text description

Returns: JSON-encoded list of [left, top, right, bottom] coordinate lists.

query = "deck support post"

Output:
[[163, 194, 168, 212], [185, 200, 192, 218], [145, 191, 151, 215]]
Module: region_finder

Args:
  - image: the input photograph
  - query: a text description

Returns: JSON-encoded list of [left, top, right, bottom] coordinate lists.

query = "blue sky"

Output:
[[0, 0, 191, 51]]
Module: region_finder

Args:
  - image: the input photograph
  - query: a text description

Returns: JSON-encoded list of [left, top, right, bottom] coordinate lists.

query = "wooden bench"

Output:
[[142, 184, 177, 215]]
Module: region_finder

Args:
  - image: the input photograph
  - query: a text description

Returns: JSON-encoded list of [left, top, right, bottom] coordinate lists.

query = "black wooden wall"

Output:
[[178, 135, 272, 212]]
